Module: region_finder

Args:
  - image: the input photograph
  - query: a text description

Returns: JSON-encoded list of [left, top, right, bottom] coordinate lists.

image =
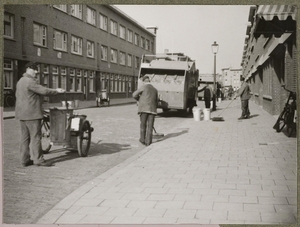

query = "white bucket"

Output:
[[218, 97, 222, 103], [192, 107, 201, 121], [210, 101, 213, 110], [62, 101, 73, 108], [203, 108, 211, 121]]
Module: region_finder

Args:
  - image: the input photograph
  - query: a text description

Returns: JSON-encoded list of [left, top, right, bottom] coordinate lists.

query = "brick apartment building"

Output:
[[4, 4, 156, 104], [220, 68, 242, 91], [241, 5, 297, 115]]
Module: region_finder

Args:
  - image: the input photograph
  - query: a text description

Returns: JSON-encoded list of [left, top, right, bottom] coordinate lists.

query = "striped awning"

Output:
[[256, 5, 297, 21], [253, 5, 297, 38]]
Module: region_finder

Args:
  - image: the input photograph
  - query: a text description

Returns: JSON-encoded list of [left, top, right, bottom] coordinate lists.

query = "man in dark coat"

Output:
[[234, 77, 252, 119], [15, 62, 65, 167], [198, 82, 213, 109], [132, 76, 158, 146]]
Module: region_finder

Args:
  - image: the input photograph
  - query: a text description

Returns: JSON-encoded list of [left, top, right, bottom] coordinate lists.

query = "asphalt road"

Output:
[[3, 103, 191, 224]]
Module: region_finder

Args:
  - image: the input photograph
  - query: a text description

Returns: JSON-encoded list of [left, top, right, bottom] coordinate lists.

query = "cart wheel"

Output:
[[77, 120, 91, 157], [41, 120, 52, 154]]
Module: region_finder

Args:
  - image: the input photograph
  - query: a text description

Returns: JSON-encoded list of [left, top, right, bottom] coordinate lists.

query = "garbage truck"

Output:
[[138, 53, 199, 116]]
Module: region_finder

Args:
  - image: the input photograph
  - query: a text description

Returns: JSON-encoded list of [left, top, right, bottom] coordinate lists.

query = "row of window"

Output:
[[5, 12, 142, 68], [52, 5, 154, 51], [4, 59, 138, 93]]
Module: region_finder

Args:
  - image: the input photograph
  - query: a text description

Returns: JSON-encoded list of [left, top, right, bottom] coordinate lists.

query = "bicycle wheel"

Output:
[[77, 120, 91, 157], [5, 95, 15, 107], [275, 109, 287, 132], [41, 120, 52, 154]]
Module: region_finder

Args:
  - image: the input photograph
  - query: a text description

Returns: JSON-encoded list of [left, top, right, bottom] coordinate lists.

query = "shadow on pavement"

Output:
[[154, 128, 189, 143], [90, 142, 132, 155], [248, 114, 259, 119]]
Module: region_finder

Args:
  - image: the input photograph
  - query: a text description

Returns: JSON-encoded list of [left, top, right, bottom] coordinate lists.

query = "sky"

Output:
[[115, 5, 252, 74]]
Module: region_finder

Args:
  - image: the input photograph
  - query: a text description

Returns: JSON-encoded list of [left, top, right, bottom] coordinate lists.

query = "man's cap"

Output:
[[25, 62, 38, 70], [142, 76, 150, 82]]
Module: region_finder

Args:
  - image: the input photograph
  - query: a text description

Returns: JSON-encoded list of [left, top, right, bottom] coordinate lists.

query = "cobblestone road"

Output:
[[3, 104, 188, 224]]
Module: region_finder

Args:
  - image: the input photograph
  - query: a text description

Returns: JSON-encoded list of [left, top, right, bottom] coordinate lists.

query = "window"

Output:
[[115, 75, 119, 92], [110, 20, 117, 35], [151, 41, 154, 52], [127, 54, 132, 67], [101, 73, 107, 90], [119, 25, 126, 39], [4, 12, 14, 38], [53, 30, 67, 51], [69, 69, 75, 91], [86, 7, 96, 26], [127, 29, 133, 43], [33, 23, 47, 47], [110, 48, 117, 63], [76, 69, 82, 91], [71, 35, 82, 55], [135, 56, 140, 69], [99, 14, 108, 31], [122, 76, 126, 92], [70, 5, 82, 19], [4, 59, 13, 89], [146, 39, 150, 50], [42, 65, 49, 87], [134, 33, 139, 46], [61, 67, 67, 90], [87, 40, 94, 58], [89, 71, 95, 92], [52, 66, 59, 89], [140, 36, 145, 48], [101, 45, 108, 61], [120, 51, 126, 65], [110, 75, 114, 92], [118, 75, 122, 92], [128, 77, 132, 92], [53, 5, 67, 12]]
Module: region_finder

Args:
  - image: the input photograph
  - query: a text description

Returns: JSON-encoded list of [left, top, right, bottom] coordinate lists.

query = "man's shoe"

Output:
[[36, 161, 53, 167], [139, 140, 145, 145], [244, 115, 250, 119], [238, 116, 245, 120], [22, 160, 34, 167]]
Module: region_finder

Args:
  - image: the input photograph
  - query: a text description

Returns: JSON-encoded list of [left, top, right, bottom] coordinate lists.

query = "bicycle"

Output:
[[273, 85, 297, 137], [41, 110, 52, 154]]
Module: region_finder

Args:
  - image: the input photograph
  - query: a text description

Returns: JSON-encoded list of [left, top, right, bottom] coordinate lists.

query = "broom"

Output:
[[211, 99, 235, 121], [153, 126, 164, 138]]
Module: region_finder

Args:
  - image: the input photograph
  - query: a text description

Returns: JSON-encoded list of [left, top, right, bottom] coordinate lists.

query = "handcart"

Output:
[[41, 95, 94, 157], [96, 89, 110, 107]]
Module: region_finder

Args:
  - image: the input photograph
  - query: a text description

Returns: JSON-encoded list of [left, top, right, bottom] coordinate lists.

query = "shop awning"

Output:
[[253, 5, 297, 38], [256, 5, 297, 21]]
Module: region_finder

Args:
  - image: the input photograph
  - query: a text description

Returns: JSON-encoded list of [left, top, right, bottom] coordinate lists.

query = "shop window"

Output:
[[89, 71, 95, 92], [52, 66, 59, 89]]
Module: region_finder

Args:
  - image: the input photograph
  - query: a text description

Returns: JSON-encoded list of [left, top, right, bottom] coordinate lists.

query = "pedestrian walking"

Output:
[[15, 62, 65, 167], [234, 77, 252, 119], [198, 82, 213, 108], [132, 76, 158, 146], [228, 85, 234, 100]]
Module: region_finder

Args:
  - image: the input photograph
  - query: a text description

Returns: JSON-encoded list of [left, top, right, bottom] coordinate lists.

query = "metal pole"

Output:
[[212, 53, 217, 111]]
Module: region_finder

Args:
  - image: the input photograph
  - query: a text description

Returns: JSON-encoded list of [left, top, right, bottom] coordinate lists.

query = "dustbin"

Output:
[[192, 107, 201, 121], [203, 108, 211, 121]]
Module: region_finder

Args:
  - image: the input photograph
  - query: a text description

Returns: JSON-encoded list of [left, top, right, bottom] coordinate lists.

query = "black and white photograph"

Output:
[[1, 3, 298, 225]]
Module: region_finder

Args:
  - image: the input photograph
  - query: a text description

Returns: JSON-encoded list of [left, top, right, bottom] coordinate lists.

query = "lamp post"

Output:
[[211, 41, 219, 111]]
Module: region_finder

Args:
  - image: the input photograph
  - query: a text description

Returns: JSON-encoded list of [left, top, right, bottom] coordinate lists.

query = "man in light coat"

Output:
[[132, 76, 158, 146], [234, 77, 252, 119], [15, 62, 65, 167]]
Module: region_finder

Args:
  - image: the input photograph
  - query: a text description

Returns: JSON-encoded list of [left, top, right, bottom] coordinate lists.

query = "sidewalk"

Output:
[[37, 99, 297, 225], [2, 97, 136, 119]]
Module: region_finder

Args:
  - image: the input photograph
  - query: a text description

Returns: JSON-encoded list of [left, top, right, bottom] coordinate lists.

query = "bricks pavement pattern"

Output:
[[37, 99, 297, 225]]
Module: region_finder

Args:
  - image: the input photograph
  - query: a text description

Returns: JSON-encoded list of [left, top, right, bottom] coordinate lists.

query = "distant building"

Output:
[[4, 4, 156, 104], [241, 5, 297, 115], [221, 68, 242, 91]]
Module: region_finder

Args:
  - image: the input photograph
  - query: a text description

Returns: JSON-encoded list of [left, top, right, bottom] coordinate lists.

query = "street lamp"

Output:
[[211, 41, 219, 111]]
